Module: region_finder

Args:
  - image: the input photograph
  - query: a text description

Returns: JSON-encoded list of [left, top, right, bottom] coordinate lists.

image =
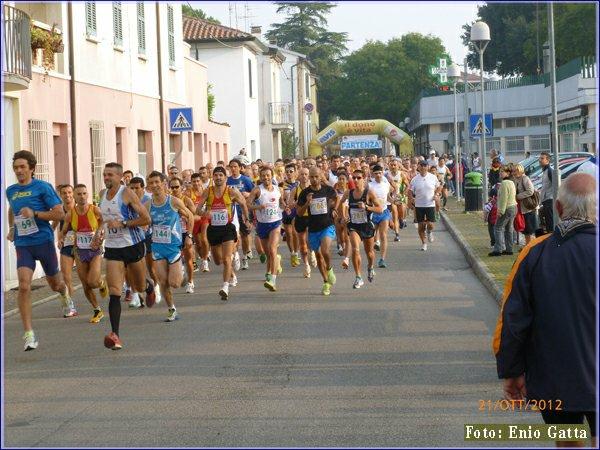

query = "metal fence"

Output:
[[269, 102, 293, 125], [2, 4, 32, 82]]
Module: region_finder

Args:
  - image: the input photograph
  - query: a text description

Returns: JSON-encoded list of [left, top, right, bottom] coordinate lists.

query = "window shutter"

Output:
[[85, 2, 97, 37], [113, 2, 123, 46], [137, 2, 145, 54], [167, 5, 175, 66]]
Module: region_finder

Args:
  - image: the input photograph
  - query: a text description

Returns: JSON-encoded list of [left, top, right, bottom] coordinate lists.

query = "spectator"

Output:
[[512, 164, 538, 245], [489, 165, 517, 256], [234, 148, 250, 166], [483, 187, 498, 248], [471, 152, 481, 172], [427, 150, 438, 167], [493, 172, 596, 447], [488, 157, 502, 190], [538, 152, 556, 233]]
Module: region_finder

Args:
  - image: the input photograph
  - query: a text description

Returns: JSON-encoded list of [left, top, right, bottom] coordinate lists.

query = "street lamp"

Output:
[[470, 21, 491, 204], [448, 63, 462, 202]]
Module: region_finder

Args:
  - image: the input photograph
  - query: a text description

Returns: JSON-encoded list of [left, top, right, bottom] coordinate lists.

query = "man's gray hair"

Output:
[[557, 172, 596, 222]]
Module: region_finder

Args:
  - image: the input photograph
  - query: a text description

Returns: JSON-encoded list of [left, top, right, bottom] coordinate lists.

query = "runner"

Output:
[[55, 184, 78, 316], [129, 176, 161, 307], [194, 166, 250, 300], [296, 167, 339, 296], [195, 167, 212, 272], [100, 162, 154, 350], [368, 165, 393, 268], [61, 183, 109, 322], [333, 171, 350, 262], [226, 159, 255, 270], [145, 171, 195, 322], [186, 172, 206, 272], [247, 167, 285, 291], [168, 177, 197, 294], [290, 167, 314, 277], [409, 160, 442, 251], [281, 163, 301, 267], [7, 150, 74, 350], [338, 169, 384, 288], [386, 159, 407, 241]]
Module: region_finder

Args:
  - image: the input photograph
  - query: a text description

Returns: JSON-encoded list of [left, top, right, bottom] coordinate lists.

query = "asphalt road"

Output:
[[2, 222, 548, 447]]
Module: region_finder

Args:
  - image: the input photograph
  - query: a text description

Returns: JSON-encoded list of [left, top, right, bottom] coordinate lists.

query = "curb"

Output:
[[440, 211, 503, 306], [2, 284, 83, 319]]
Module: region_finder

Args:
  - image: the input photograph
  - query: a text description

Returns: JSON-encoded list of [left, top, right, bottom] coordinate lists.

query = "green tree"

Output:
[[207, 84, 215, 120], [182, 3, 220, 24], [281, 129, 299, 158], [461, 3, 596, 76], [327, 33, 448, 126], [266, 2, 349, 127]]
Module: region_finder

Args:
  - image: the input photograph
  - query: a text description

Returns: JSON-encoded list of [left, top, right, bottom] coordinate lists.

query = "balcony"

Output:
[[269, 102, 293, 129], [2, 4, 32, 91]]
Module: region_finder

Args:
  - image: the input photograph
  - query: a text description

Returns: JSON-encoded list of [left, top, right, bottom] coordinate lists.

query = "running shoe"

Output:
[[155, 283, 162, 304], [166, 308, 178, 322], [322, 282, 331, 296], [23, 330, 38, 351], [367, 267, 375, 283], [201, 260, 210, 272], [246, 250, 254, 260], [394, 234, 401, 242], [337, 245, 344, 256], [353, 276, 364, 289], [99, 276, 109, 299], [421, 243, 428, 251], [219, 284, 229, 301], [276, 254, 283, 275], [378, 258, 387, 268], [259, 253, 267, 264], [374, 240, 381, 251], [63, 306, 78, 318], [233, 252, 241, 271], [145, 281, 157, 307], [104, 332, 122, 350], [89, 308, 104, 324], [207, 252, 212, 262], [230, 274, 238, 287], [264, 274, 276, 292], [124, 289, 132, 302], [241, 257, 249, 270], [193, 259, 199, 272], [129, 292, 142, 309], [341, 257, 349, 270], [185, 282, 194, 294], [326, 267, 336, 285], [310, 251, 318, 268], [427, 231, 434, 243], [303, 263, 311, 278]]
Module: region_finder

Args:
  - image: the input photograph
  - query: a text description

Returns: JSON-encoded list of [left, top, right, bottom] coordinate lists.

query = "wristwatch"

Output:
[[122, 220, 128, 228], [33, 211, 38, 218]]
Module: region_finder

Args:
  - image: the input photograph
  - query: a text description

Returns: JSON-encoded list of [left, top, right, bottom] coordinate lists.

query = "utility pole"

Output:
[[548, 3, 561, 226]]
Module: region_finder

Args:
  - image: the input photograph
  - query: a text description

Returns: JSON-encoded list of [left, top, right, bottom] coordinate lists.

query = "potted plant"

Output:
[[30, 24, 64, 71]]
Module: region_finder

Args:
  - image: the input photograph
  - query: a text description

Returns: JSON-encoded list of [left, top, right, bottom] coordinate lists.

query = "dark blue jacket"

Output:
[[493, 221, 597, 411]]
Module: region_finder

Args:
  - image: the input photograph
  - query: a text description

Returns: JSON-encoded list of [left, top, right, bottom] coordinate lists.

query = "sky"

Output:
[[189, 1, 484, 64]]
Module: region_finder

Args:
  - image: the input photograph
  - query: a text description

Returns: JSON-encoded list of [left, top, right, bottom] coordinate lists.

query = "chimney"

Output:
[[250, 25, 261, 38]]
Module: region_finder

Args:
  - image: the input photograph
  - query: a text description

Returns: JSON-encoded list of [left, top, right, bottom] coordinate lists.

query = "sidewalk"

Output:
[[440, 197, 518, 304]]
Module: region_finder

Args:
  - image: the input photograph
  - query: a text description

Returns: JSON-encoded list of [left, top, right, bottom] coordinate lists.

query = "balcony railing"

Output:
[[2, 4, 32, 90], [269, 102, 293, 126]]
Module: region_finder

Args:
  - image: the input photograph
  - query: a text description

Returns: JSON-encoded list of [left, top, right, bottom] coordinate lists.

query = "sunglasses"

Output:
[[286, 169, 295, 173], [170, 185, 181, 189], [352, 176, 363, 180]]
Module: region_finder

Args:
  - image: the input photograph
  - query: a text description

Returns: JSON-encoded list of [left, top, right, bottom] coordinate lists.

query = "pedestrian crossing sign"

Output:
[[469, 114, 493, 138], [169, 107, 194, 132]]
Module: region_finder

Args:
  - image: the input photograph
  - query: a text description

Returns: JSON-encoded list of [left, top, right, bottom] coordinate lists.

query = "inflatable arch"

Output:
[[308, 119, 414, 157]]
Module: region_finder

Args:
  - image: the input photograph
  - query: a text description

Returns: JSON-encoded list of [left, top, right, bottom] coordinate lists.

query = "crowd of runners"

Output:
[[7, 150, 444, 351]]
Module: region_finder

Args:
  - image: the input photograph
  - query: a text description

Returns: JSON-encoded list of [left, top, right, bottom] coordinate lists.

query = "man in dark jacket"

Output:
[[493, 172, 597, 446]]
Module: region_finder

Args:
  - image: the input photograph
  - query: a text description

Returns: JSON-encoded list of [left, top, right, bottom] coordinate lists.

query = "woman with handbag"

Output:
[[489, 166, 517, 257], [512, 164, 539, 245]]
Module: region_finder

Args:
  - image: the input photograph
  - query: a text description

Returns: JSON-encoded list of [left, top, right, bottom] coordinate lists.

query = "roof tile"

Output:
[[183, 16, 253, 41]]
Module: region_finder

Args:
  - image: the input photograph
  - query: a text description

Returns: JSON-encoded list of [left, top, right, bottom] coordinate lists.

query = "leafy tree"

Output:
[[281, 129, 299, 158], [461, 3, 596, 76], [266, 2, 348, 127], [182, 4, 220, 24], [207, 84, 215, 120]]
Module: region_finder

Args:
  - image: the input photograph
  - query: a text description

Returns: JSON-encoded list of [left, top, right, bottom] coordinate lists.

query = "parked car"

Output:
[[520, 151, 591, 177], [530, 154, 595, 191]]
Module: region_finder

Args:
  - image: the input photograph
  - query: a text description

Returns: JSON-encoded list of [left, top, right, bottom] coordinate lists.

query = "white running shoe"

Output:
[[421, 243, 428, 251], [245, 250, 253, 260], [310, 251, 318, 268], [303, 263, 311, 278], [129, 292, 142, 308], [23, 331, 38, 351], [427, 231, 434, 243], [219, 284, 229, 301], [241, 257, 249, 270], [337, 245, 344, 256], [233, 252, 241, 271], [230, 274, 238, 287], [185, 282, 194, 294], [201, 259, 210, 272], [155, 283, 162, 304]]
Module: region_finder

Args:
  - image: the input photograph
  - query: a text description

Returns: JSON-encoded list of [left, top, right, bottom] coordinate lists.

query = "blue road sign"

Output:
[[169, 107, 194, 132], [470, 114, 493, 137]]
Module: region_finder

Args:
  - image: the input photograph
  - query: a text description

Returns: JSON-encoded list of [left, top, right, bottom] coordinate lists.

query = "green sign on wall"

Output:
[[558, 121, 581, 133], [429, 55, 451, 85]]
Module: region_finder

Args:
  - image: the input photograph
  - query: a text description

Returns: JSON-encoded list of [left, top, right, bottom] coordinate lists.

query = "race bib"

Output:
[[76, 231, 95, 249], [309, 197, 328, 215], [211, 208, 228, 226], [350, 208, 367, 224], [14, 215, 39, 236], [152, 225, 172, 244], [260, 202, 280, 223], [106, 225, 124, 240], [64, 230, 75, 246]]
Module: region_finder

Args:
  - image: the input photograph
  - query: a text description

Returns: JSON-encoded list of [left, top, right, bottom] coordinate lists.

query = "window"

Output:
[[529, 134, 550, 152], [167, 5, 175, 66], [305, 73, 310, 100], [485, 137, 501, 153], [112, 2, 122, 46], [137, 2, 146, 54], [89, 121, 105, 196], [169, 134, 179, 164], [137, 130, 147, 176], [27, 120, 50, 182], [492, 118, 503, 129], [85, 2, 97, 37], [440, 123, 452, 133], [248, 59, 253, 97], [505, 136, 525, 153], [528, 116, 547, 126], [505, 117, 526, 128], [561, 133, 574, 152]]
